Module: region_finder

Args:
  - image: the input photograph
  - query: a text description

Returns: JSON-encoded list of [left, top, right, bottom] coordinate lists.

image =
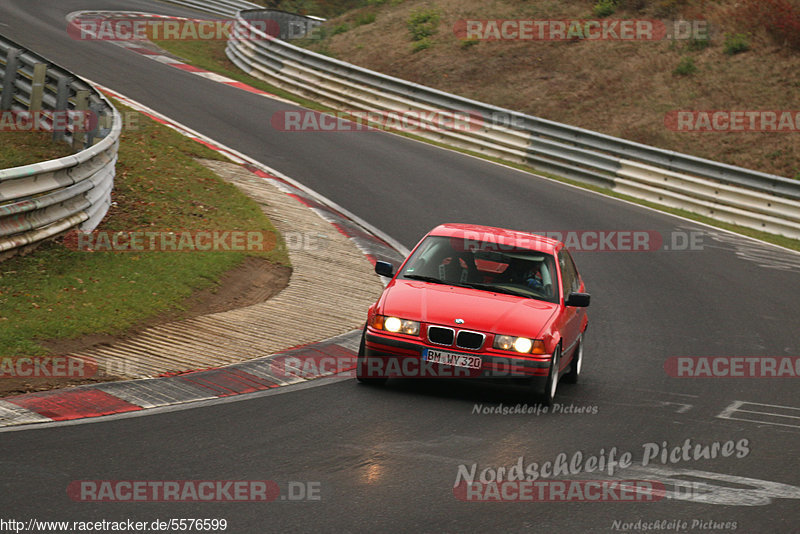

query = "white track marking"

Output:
[[717, 401, 800, 429]]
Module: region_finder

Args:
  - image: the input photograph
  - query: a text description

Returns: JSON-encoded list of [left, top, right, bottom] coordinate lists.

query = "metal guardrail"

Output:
[[0, 35, 121, 260], [219, 8, 800, 240]]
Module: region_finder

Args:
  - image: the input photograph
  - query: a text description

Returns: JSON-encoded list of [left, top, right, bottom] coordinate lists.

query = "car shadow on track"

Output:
[[353, 377, 581, 408]]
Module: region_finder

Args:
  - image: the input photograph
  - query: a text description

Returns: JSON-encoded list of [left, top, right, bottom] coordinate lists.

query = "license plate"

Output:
[[422, 348, 482, 370]]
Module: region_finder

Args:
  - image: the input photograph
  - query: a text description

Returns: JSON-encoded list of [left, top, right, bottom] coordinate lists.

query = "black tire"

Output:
[[537, 344, 561, 407], [356, 326, 387, 386], [563, 334, 583, 384]]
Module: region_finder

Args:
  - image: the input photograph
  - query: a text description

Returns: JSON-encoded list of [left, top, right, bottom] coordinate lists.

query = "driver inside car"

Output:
[[524, 266, 544, 290]]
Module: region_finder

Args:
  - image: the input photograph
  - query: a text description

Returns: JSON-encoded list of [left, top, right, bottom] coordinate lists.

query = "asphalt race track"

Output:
[[1, 1, 799, 532]]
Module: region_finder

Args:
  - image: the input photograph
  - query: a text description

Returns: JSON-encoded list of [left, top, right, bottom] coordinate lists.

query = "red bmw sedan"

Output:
[[357, 224, 590, 405]]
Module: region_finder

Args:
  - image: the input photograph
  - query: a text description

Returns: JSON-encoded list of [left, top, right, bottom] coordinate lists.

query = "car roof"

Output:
[[427, 223, 562, 255]]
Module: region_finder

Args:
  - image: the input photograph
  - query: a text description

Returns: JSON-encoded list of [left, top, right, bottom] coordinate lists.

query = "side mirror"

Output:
[[565, 292, 590, 307], [375, 261, 395, 278]]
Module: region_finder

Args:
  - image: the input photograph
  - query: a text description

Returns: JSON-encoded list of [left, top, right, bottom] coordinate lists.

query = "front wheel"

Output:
[[537, 344, 561, 406], [356, 327, 387, 386], [563, 334, 583, 384]]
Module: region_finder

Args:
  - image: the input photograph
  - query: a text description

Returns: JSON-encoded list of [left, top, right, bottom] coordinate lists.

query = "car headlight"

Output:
[[372, 315, 420, 336], [493, 335, 546, 354]]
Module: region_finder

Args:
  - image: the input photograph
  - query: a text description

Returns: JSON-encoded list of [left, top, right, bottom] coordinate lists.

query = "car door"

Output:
[[557, 249, 583, 366]]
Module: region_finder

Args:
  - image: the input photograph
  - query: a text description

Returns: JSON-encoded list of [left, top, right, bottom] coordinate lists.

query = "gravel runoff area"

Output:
[[63, 158, 386, 379]]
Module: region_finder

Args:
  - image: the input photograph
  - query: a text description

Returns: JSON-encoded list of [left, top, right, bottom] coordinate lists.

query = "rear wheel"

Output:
[[537, 344, 561, 406], [563, 335, 583, 384], [356, 327, 387, 386]]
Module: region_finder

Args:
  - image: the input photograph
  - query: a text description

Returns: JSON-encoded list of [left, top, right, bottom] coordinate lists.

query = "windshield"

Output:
[[400, 235, 558, 303]]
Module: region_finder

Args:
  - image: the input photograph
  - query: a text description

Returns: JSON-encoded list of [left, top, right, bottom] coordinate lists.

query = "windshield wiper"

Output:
[[463, 283, 532, 298], [403, 274, 449, 285]]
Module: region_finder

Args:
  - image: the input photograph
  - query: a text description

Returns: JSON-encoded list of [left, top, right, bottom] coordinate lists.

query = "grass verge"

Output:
[[152, 35, 800, 254], [0, 99, 290, 356], [0, 131, 74, 169]]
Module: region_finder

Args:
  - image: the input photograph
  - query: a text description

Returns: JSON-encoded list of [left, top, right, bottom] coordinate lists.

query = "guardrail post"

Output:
[[53, 74, 72, 143], [86, 102, 103, 146], [29, 63, 47, 111], [0, 48, 21, 110], [72, 90, 89, 150]]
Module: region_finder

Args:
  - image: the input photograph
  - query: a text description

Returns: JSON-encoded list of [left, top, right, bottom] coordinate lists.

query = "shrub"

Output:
[[356, 12, 376, 26], [407, 8, 440, 41], [673, 56, 697, 75], [593, 0, 618, 18], [723, 33, 751, 55], [331, 23, 349, 36], [411, 38, 432, 53]]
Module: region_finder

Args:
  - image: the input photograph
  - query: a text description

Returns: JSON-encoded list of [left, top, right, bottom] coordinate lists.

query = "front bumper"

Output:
[[360, 330, 552, 381]]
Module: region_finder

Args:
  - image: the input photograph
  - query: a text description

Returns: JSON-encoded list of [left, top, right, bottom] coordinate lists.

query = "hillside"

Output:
[[280, 0, 800, 180]]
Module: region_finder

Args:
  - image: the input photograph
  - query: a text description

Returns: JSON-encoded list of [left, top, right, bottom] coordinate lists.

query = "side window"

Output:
[[564, 250, 580, 292], [558, 250, 576, 300]]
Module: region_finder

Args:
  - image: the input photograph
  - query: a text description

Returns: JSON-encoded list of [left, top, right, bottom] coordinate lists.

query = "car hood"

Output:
[[379, 280, 558, 338]]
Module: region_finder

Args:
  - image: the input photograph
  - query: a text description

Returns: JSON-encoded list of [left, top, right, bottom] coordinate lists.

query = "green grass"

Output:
[[0, 100, 289, 356], [0, 131, 74, 168], [151, 34, 800, 255]]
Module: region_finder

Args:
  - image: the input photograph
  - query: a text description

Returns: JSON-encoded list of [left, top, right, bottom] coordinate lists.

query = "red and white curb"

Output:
[[0, 331, 362, 427]]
